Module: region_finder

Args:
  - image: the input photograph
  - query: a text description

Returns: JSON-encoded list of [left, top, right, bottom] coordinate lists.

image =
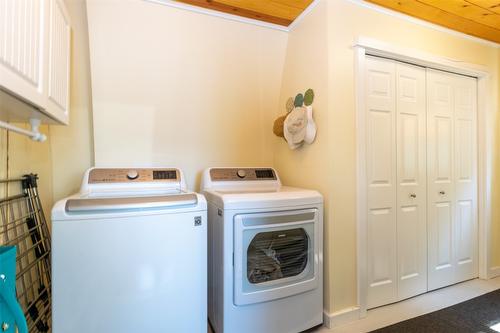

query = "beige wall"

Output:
[[85, 0, 288, 190], [493, 51, 500, 268], [274, 0, 332, 310], [0, 125, 54, 219], [276, 0, 500, 314], [50, 0, 94, 202]]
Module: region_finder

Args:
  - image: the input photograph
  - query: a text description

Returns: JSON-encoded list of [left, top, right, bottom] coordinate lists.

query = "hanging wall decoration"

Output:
[[273, 88, 317, 150]]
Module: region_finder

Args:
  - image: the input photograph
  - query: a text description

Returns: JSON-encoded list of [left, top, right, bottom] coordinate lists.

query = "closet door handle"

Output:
[[439, 191, 445, 195], [409, 193, 417, 199]]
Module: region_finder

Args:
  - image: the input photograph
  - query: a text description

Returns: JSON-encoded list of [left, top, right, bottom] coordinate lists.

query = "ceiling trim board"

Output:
[[174, 0, 293, 26], [143, 0, 290, 32], [349, 0, 500, 48], [143, 0, 500, 48], [288, 0, 322, 31]]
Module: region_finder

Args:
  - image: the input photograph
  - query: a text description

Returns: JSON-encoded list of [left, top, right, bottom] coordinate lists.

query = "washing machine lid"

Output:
[[65, 193, 199, 213], [52, 192, 207, 220], [203, 186, 322, 210]]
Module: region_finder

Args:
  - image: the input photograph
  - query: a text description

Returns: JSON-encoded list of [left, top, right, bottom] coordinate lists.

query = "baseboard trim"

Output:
[[323, 306, 360, 329], [488, 266, 500, 279]]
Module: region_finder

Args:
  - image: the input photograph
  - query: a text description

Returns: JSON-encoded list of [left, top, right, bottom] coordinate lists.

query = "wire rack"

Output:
[[0, 174, 51, 332]]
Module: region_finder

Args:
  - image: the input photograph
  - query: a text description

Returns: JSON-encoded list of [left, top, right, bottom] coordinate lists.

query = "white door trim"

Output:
[[355, 36, 495, 318]]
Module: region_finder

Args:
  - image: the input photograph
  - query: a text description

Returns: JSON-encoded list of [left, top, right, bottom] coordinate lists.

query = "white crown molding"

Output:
[[143, 0, 289, 32], [144, 0, 500, 48], [347, 0, 500, 48], [143, 0, 323, 33]]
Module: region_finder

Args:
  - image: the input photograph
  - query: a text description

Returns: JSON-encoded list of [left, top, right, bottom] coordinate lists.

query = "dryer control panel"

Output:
[[209, 168, 277, 181], [88, 168, 179, 183]]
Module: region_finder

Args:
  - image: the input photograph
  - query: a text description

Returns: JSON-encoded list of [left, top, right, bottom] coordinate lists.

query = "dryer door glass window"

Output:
[[247, 228, 309, 284], [234, 208, 318, 305]]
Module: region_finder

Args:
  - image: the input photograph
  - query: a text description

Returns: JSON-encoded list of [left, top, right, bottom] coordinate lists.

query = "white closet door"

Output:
[[427, 70, 456, 290], [427, 69, 478, 290], [366, 58, 427, 309], [366, 57, 397, 309], [396, 63, 427, 300], [453, 74, 478, 283]]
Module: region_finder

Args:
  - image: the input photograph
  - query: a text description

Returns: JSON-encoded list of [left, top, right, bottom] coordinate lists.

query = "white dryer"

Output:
[[52, 168, 207, 333], [201, 167, 323, 333]]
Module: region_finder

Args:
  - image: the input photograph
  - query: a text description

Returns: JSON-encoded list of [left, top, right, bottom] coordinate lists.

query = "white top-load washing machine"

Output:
[[201, 167, 323, 333], [52, 168, 207, 333]]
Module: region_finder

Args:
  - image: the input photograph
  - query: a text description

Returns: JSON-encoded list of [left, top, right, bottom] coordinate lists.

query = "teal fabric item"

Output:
[[0, 247, 27, 333]]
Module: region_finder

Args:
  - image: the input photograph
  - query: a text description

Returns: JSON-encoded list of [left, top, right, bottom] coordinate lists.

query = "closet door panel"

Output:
[[453, 75, 478, 282], [427, 70, 455, 291], [427, 70, 478, 290], [396, 63, 427, 300], [366, 57, 398, 309]]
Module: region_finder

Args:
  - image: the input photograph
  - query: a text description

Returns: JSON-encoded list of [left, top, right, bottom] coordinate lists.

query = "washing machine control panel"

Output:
[[88, 168, 179, 183], [210, 168, 276, 181]]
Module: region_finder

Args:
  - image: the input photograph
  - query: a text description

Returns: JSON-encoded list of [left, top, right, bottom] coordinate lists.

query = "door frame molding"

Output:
[[354, 36, 495, 317]]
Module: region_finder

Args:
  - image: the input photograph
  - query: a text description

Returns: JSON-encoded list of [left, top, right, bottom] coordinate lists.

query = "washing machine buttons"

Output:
[[127, 170, 139, 180]]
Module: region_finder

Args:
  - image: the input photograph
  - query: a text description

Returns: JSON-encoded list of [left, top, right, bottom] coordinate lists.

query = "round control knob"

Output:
[[237, 169, 247, 179], [127, 170, 139, 180]]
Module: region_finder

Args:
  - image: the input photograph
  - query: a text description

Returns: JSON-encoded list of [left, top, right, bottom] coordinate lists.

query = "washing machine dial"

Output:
[[237, 169, 247, 179], [127, 170, 139, 180]]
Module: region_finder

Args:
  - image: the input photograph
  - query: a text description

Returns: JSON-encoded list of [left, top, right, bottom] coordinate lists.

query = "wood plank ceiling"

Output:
[[174, 0, 314, 26], [174, 0, 500, 43], [366, 0, 500, 44]]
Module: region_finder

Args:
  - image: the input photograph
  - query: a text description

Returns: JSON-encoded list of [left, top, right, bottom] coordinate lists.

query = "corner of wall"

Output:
[[49, 0, 95, 202], [272, 0, 334, 313]]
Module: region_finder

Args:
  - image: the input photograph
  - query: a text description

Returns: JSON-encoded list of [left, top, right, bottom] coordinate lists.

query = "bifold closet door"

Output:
[[366, 57, 397, 309], [395, 63, 427, 301], [365, 57, 427, 309], [427, 69, 478, 291]]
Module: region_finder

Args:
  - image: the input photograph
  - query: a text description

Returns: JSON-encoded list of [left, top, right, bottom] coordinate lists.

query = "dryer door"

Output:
[[234, 208, 319, 305]]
